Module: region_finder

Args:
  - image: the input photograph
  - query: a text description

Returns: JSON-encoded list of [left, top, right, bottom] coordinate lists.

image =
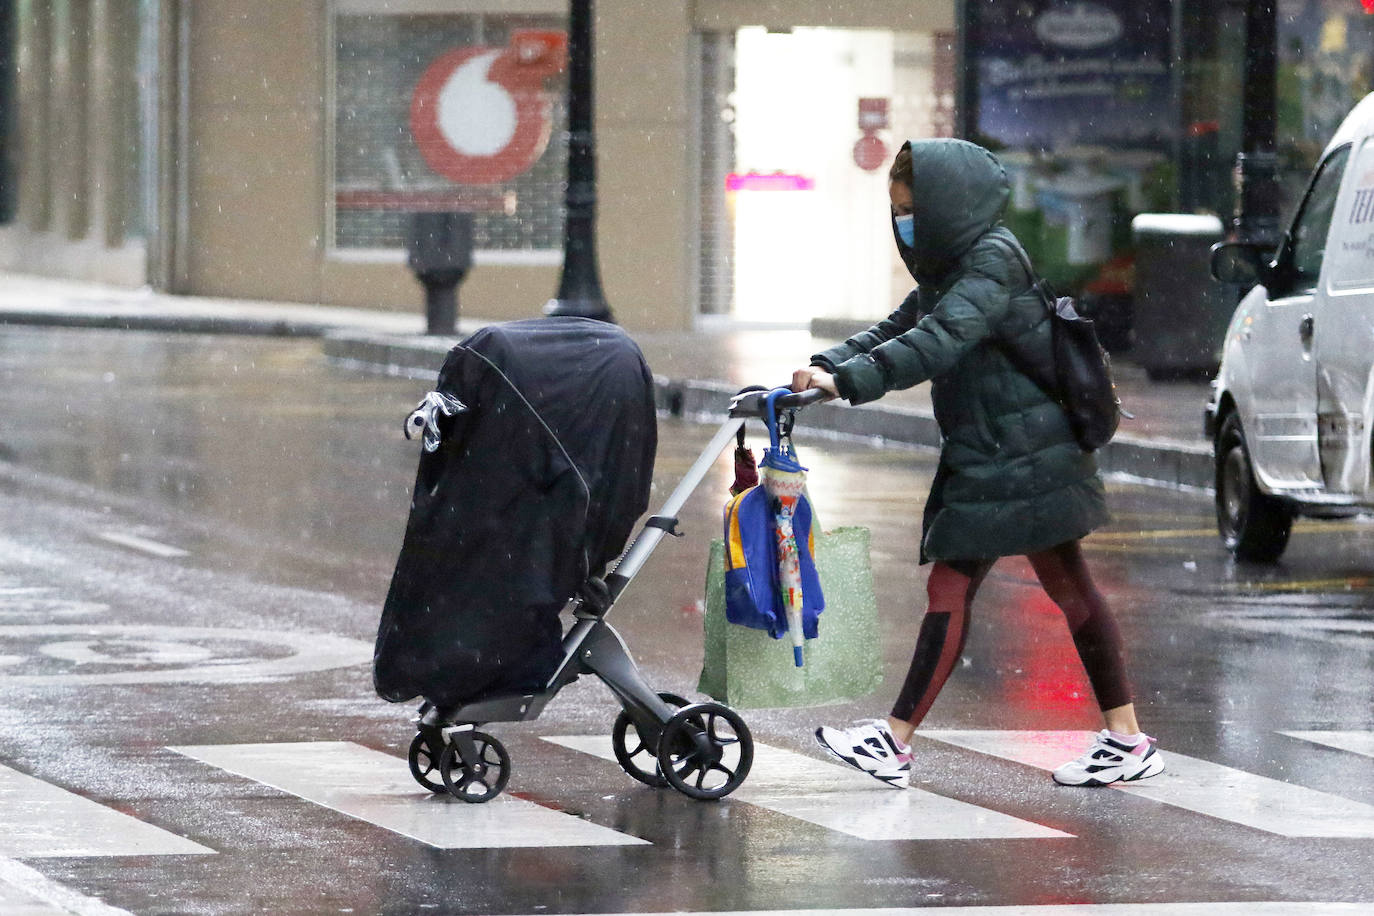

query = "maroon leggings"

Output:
[[891, 540, 1133, 726]]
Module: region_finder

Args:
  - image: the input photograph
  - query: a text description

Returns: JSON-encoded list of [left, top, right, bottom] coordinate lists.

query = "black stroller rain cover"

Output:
[[374, 317, 658, 708]]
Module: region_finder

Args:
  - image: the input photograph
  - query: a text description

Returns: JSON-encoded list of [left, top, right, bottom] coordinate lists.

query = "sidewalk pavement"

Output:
[[0, 272, 1214, 491]]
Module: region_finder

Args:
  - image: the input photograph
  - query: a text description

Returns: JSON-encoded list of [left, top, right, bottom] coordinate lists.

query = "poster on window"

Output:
[[332, 10, 568, 254], [963, 0, 1175, 295]]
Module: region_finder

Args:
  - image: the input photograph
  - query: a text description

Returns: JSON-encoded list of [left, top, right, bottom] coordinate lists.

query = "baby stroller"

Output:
[[374, 317, 823, 803]]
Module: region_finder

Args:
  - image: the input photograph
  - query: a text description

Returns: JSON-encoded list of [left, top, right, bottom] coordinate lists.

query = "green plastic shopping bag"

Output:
[[698, 525, 883, 708]]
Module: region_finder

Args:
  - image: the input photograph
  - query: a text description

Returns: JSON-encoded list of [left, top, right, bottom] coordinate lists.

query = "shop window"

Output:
[[330, 2, 568, 258], [963, 0, 1176, 295]]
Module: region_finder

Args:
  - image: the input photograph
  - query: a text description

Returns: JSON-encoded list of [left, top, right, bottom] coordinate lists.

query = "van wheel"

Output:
[[1215, 412, 1293, 562]]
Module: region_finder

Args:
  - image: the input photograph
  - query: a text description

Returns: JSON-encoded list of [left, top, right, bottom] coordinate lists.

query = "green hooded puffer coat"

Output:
[[810, 138, 1108, 562]]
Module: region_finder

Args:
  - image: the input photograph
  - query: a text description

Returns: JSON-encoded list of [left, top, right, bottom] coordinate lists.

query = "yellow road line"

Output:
[[1090, 527, 1217, 541], [1091, 520, 1370, 542], [1224, 576, 1374, 592], [1081, 542, 1199, 555]]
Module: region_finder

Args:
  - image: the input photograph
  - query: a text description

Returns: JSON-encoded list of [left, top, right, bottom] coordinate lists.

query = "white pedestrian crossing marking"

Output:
[[171, 741, 649, 849], [923, 730, 1374, 838], [0, 856, 135, 915], [96, 530, 188, 558], [1281, 730, 1374, 760], [0, 763, 213, 857], [499, 905, 1372, 915], [542, 735, 1071, 841]]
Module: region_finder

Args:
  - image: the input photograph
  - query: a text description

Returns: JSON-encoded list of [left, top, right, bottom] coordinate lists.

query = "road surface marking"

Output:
[[1088, 527, 1219, 540], [96, 530, 189, 558], [0, 763, 213, 858], [1206, 615, 1374, 649], [498, 905, 1371, 915], [1089, 519, 1365, 542], [0, 856, 135, 915], [1080, 541, 1198, 556], [1226, 576, 1374, 592], [1282, 730, 1374, 759], [542, 735, 1071, 841], [923, 730, 1374, 838], [171, 742, 649, 849], [0, 624, 370, 686]]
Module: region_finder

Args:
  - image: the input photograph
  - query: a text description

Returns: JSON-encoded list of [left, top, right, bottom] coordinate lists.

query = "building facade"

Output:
[[0, 0, 955, 331], [0, 1, 1368, 332]]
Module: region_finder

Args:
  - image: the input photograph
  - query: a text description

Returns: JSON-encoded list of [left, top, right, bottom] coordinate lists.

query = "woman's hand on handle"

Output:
[[790, 367, 839, 401]]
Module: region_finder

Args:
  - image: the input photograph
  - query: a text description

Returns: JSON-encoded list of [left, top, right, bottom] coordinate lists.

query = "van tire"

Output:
[[1215, 412, 1293, 562]]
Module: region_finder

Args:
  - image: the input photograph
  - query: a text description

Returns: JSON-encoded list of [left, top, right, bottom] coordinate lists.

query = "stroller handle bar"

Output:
[[607, 384, 829, 594], [729, 386, 829, 418]]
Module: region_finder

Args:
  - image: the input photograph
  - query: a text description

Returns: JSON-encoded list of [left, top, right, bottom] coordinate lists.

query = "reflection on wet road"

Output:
[[0, 328, 1372, 914]]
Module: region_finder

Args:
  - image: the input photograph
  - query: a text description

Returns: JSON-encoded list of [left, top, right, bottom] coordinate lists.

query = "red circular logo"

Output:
[[410, 31, 566, 186]]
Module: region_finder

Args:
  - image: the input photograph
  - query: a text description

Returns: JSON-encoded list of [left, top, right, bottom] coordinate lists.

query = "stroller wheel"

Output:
[[656, 703, 753, 801], [407, 731, 446, 793], [611, 692, 690, 788], [439, 731, 511, 803]]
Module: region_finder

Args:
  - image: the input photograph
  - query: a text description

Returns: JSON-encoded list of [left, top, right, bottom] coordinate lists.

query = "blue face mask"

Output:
[[894, 213, 914, 247]]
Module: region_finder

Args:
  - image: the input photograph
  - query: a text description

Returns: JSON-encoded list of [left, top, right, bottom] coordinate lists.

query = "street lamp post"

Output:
[[544, 0, 614, 322], [1232, 0, 1281, 249]]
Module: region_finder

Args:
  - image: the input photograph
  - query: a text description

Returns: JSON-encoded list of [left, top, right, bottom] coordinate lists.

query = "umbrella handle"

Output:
[[764, 387, 792, 453]]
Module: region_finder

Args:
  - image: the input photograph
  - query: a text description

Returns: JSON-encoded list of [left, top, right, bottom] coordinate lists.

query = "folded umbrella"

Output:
[[761, 388, 813, 667]]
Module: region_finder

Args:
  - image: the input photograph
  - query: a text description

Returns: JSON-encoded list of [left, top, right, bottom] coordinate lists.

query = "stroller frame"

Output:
[[412, 387, 825, 801]]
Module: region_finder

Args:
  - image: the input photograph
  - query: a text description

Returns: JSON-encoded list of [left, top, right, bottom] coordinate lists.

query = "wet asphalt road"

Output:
[[0, 327, 1372, 915]]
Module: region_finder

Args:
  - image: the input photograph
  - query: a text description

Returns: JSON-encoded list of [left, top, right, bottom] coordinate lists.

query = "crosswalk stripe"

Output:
[[0, 763, 213, 858], [542, 735, 1071, 841], [0, 856, 135, 915], [497, 905, 1372, 915], [96, 530, 188, 558], [171, 742, 649, 849], [1281, 730, 1374, 760], [923, 730, 1374, 838]]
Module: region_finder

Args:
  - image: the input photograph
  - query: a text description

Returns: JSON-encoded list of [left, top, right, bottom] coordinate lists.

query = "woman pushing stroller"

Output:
[[791, 139, 1165, 790]]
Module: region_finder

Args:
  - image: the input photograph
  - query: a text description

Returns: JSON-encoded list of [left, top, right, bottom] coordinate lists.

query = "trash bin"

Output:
[[1130, 213, 1230, 380]]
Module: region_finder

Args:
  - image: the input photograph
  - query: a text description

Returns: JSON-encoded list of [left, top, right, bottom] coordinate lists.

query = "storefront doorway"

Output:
[[698, 26, 951, 327]]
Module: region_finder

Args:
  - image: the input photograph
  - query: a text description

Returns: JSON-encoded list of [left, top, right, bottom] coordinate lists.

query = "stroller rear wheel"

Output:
[[611, 692, 690, 788], [438, 731, 511, 803], [407, 731, 446, 793], [656, 703, 753, 801]]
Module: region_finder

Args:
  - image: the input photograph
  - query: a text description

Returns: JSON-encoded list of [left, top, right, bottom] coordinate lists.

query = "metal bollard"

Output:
[[407, 212, 474, 335]]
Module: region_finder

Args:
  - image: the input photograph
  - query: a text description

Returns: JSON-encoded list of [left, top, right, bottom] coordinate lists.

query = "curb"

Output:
[[1, 310, 340, 337], [323, 330, 1214, 492]]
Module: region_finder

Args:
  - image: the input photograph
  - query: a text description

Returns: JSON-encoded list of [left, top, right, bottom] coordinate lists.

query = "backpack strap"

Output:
[[984, 233, 1055, 315], [980, 232, 1063, 406]]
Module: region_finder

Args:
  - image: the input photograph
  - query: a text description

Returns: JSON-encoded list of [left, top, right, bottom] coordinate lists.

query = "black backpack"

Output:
[[990, 237, 1128, 452]]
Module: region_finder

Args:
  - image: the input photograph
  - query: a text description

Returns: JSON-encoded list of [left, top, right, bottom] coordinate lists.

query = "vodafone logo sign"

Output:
[[410, 30, 567, 186]]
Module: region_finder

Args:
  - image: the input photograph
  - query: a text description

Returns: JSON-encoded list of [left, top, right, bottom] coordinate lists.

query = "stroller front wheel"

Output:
[[611, 692, 691, 788], [439, 731, 511, 803], [656, 703, 753, 801]]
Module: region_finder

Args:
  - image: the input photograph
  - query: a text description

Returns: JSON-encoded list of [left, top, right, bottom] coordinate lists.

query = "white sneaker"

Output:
[[814, 719, 912, 789], [1053, 730, 1165, 787]]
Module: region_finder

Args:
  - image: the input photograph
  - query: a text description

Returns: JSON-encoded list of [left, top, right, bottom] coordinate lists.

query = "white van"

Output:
[[1207, 92, 1374, 562]]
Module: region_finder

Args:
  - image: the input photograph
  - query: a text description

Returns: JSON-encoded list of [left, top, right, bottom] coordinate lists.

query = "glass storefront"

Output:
[[699, 26, 951, 324], [330, 3, 568, 258], [951, 0, 1371, 342], [963, 0, 1176, 297]]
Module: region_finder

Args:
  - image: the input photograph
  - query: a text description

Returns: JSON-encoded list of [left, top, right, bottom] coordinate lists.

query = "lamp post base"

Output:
[[543, 297, 615, 323]]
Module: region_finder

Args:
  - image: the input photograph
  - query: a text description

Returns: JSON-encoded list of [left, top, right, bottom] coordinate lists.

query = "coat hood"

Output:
[[893, 138, 1010, 280]]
